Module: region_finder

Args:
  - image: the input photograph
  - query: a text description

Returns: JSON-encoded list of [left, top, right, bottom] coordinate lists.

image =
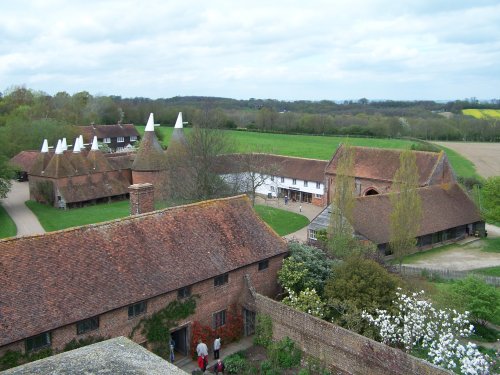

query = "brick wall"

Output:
[[252, 292, 450, 375], [129, 183, 154, 215], [0, 254, 285, 356]]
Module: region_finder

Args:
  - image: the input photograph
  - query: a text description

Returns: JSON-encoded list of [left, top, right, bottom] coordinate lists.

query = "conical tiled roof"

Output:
[[29, 139, 53, 176], [132, 113, 168, 171], [166, 112, 188, 159], [43, 152, 76, 178]]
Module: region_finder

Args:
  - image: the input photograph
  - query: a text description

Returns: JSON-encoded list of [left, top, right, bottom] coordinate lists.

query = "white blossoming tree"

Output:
[[282, 287, 326, 318], [362, 289, 490, 375]]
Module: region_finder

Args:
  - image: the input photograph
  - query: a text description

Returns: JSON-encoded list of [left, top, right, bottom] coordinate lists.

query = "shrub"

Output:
[[0, 350, 23, 371], [254, 314, 273, 348], [270, 337, 301, 369], [224, 352, 248, 374], [63, 336, 106, 352]]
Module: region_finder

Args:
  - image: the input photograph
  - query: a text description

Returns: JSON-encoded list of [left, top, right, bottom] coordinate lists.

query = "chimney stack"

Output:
[[128, 183, 155, 215]]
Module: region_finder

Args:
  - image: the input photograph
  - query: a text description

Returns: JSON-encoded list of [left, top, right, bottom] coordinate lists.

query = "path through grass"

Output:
[[254, 205, 309, 236], [0, 204, 17, 238]]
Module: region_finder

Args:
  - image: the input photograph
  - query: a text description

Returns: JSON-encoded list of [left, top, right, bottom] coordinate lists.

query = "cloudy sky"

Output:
[[1, 0, 499, 101]]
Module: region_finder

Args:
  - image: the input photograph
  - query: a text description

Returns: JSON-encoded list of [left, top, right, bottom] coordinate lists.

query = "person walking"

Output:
[[213, 336, 221, 359], [196, 339, 209, 372]]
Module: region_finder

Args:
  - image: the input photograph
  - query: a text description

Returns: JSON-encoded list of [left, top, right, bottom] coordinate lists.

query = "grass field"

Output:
[[463, 109, 500, 119], [473, 266, 500, 277], [25, 198, 306, 235], [137, 126, 478, 178], [0, 204, 17, 239], [483, 237, 500, 253], [254, 205, 309, 236], [25, 200, 133, 231]]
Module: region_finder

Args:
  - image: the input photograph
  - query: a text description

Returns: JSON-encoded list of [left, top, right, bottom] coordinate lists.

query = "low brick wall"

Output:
[[253, 292, 450, 375]]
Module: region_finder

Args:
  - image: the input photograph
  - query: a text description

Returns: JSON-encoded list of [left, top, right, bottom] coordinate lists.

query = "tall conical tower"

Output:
[[165, 112, 188, 159], [131, 113, 169, 200]]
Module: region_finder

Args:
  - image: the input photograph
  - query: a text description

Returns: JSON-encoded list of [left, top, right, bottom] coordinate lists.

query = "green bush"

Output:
[[270, 337, 302, 369], [224, 352, 248, 374], [254, 314, 273, 348], [260, 360, 280, 375], [63, 336, 106, 352], [449, 276, 500, 325], [0, 350, 23, 371]]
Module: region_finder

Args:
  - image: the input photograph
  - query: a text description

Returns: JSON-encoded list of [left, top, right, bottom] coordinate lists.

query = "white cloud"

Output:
[[0, 0, 499, 100]]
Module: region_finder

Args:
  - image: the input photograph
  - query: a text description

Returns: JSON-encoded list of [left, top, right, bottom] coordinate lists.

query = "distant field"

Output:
[[434, 142, 500, 178], [462, 109, 500, 119], [137, 126, 477, 178], [0, 204, 17, 238]]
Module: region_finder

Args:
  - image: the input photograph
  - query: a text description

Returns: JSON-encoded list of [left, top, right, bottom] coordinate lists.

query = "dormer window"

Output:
[[103, 137, 111, 144], [117, 136, 124, 143], [130, 135, 137, 142]]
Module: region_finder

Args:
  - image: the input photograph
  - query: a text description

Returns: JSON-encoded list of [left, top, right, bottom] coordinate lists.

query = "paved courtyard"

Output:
[[1, 180, 45, 236]]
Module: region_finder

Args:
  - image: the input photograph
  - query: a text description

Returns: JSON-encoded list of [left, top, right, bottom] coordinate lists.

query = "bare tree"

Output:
[[235, 153, 282, 206], [165, 107, 236, 203]]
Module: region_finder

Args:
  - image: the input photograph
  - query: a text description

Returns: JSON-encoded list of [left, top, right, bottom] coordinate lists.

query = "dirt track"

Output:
[[434, 141, 500, 178]]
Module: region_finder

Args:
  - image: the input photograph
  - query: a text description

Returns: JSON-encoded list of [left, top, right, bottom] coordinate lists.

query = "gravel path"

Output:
[[1, 180, 45, 236], [406, 239, 500, 271]]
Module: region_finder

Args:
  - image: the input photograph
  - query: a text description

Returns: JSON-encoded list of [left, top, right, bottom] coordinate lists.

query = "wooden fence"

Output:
[[400, 265, 500, 286]]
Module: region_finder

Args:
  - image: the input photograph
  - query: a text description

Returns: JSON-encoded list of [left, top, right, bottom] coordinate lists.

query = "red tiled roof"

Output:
[[0, 195, 287, 347], [215, 154, 327, 182], [352, 184, 482, 244], [9, 151, 39, 172], [326, 145, 442, 185]]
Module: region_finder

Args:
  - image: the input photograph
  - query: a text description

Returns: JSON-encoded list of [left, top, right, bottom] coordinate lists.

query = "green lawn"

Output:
[[0, 204, 17, 239], [254, 205, 309, 236], [473, 266, 500, 277], [483, 237, 500, 253], [137, 126, 478, 179], [25, 199, 308, 235], [25, 200, 133, 231]]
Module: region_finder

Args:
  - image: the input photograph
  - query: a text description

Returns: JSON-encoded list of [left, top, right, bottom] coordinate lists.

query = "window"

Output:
[[281, 177, 285, 183], [77, 317, 99, 335], [117, 136, 125, 143], [315, 194, 323, 198], [128, 301, 147, 318], [130, 135, 137, 142], [271, 175, 274, 181], [316, 182, 321, 189], [308, 229, 317, 240], [304, 180, 308, 187], [258, 260, 269, 270], [214, 273, 229, 287], [292, 179, 297, 185], [103, 137, 111, 143], [213, 310, 227, 329], [270, 186, 275, 192], [116, 147, 125, 152], [178, 286, 191, 299], [26, 332, 51, 352]]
